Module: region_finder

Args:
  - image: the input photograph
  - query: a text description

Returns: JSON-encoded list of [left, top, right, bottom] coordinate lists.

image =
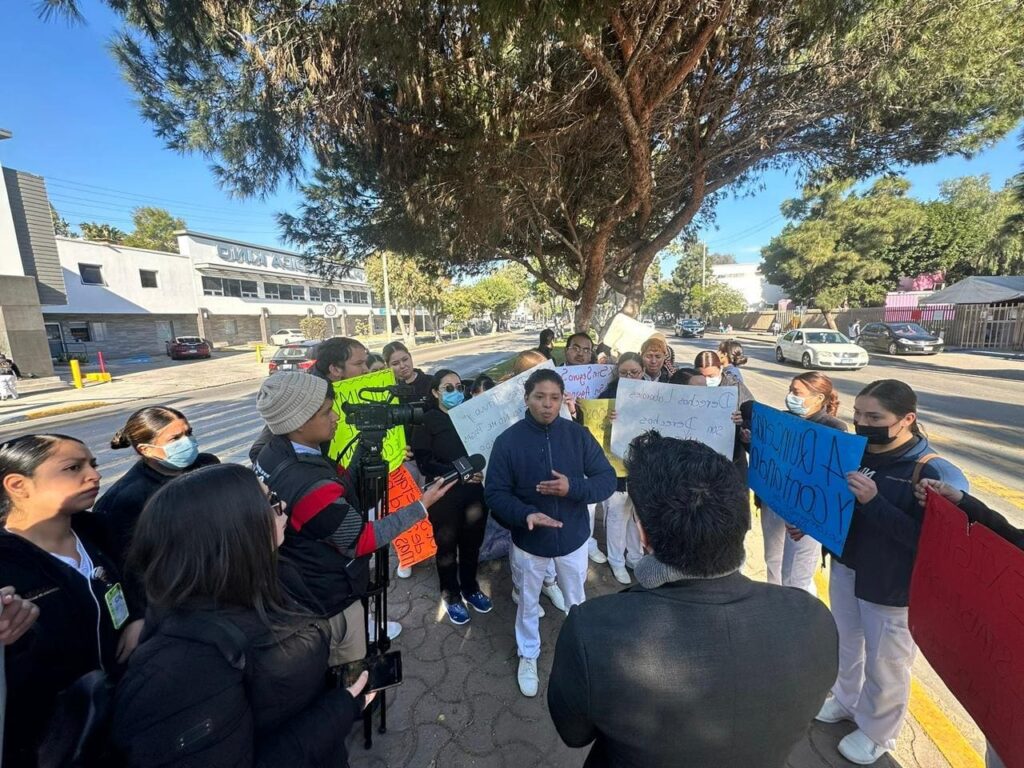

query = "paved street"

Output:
[[1, 330, 1019, 767]]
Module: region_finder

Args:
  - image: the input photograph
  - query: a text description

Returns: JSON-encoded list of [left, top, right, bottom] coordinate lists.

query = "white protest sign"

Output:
[[602, 313, 657, 356], [554, 364, 616, 400], [450, 359, 556, 464], [611, 378, 737, 459]]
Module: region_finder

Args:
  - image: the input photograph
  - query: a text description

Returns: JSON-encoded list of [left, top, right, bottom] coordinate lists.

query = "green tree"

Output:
[[50, 204, 74, 238], [299, 316, 328, 341], [123, 206, 186, 252], [692, 282, 747, 321], [79, 222, 127, 243], [762, 177, 925, 328], [641, 282, 684, 319], [46, 0, 1023, 331], [469, 265, 530, 333], [363, 252, 434, 345]]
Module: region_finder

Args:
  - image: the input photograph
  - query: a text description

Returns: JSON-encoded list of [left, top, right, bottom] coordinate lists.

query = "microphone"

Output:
[[426, 454, 486, 489]]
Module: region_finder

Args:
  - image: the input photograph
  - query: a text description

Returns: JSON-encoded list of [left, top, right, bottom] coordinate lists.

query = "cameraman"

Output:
[[412, 369, 492, 625], [254, 372, 453, 665]]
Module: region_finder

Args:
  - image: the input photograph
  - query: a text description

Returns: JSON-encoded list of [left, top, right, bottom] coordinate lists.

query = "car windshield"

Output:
[[275, 346, 313, 360], [176, 337, 203, 344], [804, 332, 848, 345], [890, 323, 929, 337]]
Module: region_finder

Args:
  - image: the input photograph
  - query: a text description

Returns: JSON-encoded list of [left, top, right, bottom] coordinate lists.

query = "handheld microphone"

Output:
[[426, 454, 486, 489]]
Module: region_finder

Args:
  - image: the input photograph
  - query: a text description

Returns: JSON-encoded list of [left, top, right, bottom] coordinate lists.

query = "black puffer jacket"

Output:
[[113, 604, 361, 768], [0, 514, 135, 767]]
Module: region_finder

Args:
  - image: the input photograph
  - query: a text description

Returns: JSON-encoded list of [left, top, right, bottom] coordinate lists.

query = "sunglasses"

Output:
[[267, 491, 286, 518], [440, 383, 465, 393]]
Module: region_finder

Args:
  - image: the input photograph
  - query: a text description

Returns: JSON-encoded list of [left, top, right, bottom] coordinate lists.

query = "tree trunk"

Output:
[[405, 306, 417, 346], [822, 310, 838, 331]]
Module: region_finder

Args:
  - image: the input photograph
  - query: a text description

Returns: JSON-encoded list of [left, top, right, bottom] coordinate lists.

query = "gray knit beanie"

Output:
[[257, 372, 330, 435]]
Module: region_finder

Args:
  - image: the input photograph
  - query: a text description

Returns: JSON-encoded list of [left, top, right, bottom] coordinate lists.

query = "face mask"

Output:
[[854, 423, 903, 446], [441, 391, 465, 410], [785, 393, 809, 416], [155, 435, 200, 469], [705, 376, 722, 387]]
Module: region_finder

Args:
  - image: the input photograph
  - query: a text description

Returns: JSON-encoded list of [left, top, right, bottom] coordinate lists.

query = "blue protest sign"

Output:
[[748, 402, 867, 555]]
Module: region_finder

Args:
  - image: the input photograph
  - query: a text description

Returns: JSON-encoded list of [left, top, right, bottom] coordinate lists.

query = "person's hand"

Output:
[[117, 619, 145, 662], [347, 670, 377, 711], [730, 410, 744, 426], [740, 428, 751, 444], [786, 524, 805, 541], [404, 446, 415, 461], [537, 470, 570, 497], [847, 471, 878, 505], [0, 587, 39, 645], [420, 476, 456, 509], [608, 409, 617, 421], [564, 394, 577, 418], [467, 472, 483, 485], [526, 512, 563, 531], [915, 478, 964, 507]]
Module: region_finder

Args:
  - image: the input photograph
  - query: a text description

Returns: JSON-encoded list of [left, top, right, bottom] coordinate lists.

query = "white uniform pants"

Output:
[[829, 561, 917, 750], [510, 540, 588, 659], [761, 504, 819, 596], [604, 491, 643, 569]]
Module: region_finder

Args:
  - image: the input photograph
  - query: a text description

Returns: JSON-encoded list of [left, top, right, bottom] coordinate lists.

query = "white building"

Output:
[[711, 262, 786, 311], [42, 230, 378, 359]]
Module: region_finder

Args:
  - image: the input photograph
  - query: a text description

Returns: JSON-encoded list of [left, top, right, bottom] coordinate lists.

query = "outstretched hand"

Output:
[[421, 476, 457, 508], [537, 470, 570, 497], [526, 512, 563, 531]]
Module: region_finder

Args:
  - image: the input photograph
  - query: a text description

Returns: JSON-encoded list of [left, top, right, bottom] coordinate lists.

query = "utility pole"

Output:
[[702, 241, 707, 290], [382, 251, 393, 342]]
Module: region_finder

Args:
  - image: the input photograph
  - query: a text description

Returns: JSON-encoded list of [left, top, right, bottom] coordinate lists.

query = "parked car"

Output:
[[775, 329, 869, 370], [165, 336, 212, 361], [642, 318, 656, 328], [674, 319, 705, 339], [267, 340, 321, 374], [270, 328, 306, 346], [857, 322, 944, 355]]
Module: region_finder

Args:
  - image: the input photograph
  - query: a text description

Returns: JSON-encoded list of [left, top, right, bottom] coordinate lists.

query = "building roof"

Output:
[[921, 276, 1024, 305]]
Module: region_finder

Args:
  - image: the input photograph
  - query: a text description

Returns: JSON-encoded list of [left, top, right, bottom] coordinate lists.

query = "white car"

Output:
[[270, 328, 305, 346], [775, 329, 869, 370]]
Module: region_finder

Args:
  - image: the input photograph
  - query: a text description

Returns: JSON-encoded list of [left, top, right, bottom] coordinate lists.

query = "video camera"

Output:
[[341, 384, 425, 432]]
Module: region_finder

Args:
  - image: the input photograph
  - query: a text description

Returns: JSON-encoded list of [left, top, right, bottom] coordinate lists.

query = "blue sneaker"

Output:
[[445, 600, 471, 625], [463, 591, 493, 614]]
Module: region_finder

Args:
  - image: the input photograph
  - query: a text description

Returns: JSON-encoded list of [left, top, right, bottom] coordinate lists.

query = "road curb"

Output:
[[0, 401, 112, 426]]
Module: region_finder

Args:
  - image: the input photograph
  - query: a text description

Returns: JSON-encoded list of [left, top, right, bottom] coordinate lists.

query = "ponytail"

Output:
[[858, 379, 925, 438], [793, 372, 840, 416]]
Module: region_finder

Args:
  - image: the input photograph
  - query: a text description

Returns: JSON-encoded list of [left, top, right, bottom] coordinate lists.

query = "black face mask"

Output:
[[854, 423, 903, 445]]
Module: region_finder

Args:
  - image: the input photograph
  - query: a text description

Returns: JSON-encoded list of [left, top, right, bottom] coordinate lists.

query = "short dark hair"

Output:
[[625, 431, 748, 575], [524, 368, 564, 395], [471, 373, 495, 394], [669, 367, 702, 385], [315, 337, 365, 376], [539, 329, 555, 346], [565, 332, 592, 349]]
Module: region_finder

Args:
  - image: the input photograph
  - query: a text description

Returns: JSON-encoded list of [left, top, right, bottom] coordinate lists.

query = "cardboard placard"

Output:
[[387, 464, 436, 568], [610, 378, 736, 459], [328, 369, 407, 471], [602, 313, 657, 356], [578, 398, 626, 477], [747, 403, 866, 555], [554, 364, 617, 400], [910, 492, 1024, 767]]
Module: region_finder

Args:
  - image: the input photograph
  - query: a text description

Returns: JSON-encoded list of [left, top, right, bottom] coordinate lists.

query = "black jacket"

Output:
[[113, 605, 360, 768], [956, 492, 1024, 550], [94, 454, 220, 568], [412, 407, 484, 514], [0, 515, 135, 767], [548, 569, 838, 768]]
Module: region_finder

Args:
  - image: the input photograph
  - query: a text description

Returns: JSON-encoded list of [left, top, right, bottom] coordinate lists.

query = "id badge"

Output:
[[104, 583, 129, 630]]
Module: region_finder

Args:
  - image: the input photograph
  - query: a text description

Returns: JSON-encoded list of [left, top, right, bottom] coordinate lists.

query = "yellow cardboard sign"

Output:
[[328, 369, 408, 471], [578, 398, 626, 477]]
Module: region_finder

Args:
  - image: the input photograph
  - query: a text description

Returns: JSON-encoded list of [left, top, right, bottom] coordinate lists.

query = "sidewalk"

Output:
[[348, 507, 978, 768]]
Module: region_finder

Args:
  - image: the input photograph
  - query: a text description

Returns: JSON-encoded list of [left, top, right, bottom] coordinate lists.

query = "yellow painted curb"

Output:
[[23, 402, 109, 420], [812, 570, 984, 768]]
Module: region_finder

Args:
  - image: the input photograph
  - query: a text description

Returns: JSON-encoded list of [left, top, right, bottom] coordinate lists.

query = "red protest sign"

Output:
[[387, 465, 436, 569], [909, 492, 1024, 766]]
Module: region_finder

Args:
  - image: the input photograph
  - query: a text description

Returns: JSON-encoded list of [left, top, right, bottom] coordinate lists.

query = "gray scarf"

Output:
[[633, 553, 744, 590]]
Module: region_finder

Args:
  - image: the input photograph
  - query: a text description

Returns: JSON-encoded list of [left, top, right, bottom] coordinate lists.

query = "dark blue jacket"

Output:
[[485, 412, 616, 558], [831, 436, 967, 606]]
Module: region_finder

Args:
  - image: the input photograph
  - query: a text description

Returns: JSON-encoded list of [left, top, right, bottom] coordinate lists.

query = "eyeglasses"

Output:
[[267, 491, 286, 518], [568, 345, 593, 354], [621, 369, 643, 378], [440, 383, 465, 393]]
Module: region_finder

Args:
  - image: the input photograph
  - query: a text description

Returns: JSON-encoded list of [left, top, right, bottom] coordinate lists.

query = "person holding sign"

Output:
[[412, 369, 492, 625], [814, 380, 967, 766], [0, 434, 140, 767], [485, 370, 616, 698], [761, 373, 847, 595]]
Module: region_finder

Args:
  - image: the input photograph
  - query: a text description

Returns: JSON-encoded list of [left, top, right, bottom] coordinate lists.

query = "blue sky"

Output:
[[2, 1, 1021, 263]]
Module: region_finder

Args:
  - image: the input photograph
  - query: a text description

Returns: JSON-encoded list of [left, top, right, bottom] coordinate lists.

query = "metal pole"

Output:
[[382, 252, 393, 343], [702, 242, 707, 290]]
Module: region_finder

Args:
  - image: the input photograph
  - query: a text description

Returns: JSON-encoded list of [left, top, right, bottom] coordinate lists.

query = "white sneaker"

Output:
[[588, 538, 608, 564], [838, 729, 889, 765], [368, 620, 402, 642], [815, 696, 853, 724], [511, 588, 545, 617], [517, 657, 539, 697], [610, 564, 631, 585], [396, 565, 412, 579], [541, 582, 567, 613]]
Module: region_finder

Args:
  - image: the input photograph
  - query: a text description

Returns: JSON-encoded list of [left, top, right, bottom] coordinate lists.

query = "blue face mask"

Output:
[[441, 390, 465, 410], [785, 393, 808, 416], [157, 435, 200, 469]]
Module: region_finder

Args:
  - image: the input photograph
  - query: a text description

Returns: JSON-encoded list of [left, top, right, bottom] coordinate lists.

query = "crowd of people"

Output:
[[0, 328, 1018, 768]]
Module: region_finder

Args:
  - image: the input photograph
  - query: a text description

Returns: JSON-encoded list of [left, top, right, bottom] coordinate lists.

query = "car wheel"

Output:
[[887, 342, 898, 355], [775, 347, 785, 363], [801, 352, 813, 369]]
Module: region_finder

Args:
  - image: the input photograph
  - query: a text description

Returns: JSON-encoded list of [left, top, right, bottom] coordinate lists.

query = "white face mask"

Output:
[[705, 376, 722, 387]]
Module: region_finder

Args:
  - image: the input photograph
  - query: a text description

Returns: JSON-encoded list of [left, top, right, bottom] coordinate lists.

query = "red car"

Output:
[[166, 336, 212, 360], [267, 341, 321, 374]]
